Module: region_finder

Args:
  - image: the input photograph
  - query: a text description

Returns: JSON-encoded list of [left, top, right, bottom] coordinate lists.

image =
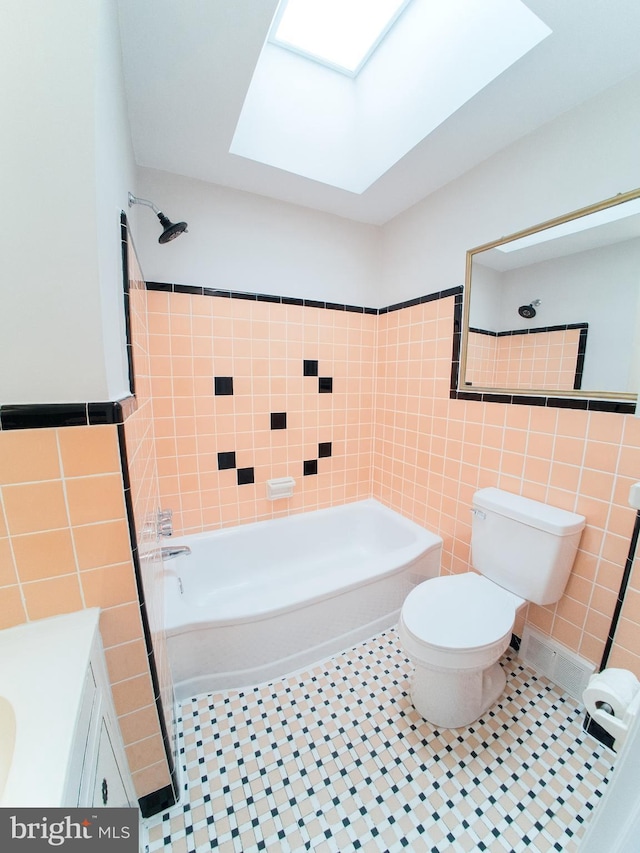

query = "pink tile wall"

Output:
[[146, 291, 375, 535], [372, 295, 640, 676], [135, 284, 640, 681], [122, 241, 175, 798], [466, 328, 582, 391], [494, 328, 582, 391]]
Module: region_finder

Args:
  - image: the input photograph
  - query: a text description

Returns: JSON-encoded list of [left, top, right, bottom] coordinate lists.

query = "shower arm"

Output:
[[128, 192, 161, 216]]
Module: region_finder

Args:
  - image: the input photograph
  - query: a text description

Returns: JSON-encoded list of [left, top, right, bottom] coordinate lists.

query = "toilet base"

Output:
[[410, 660, 507, 728]]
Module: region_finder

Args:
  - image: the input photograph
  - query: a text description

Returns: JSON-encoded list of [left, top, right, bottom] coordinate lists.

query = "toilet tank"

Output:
[[471, 488, 585, 606]]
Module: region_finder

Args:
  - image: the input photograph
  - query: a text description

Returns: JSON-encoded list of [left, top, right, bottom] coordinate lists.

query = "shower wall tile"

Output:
[[0, 420, 167, 797], [137, 283, 640, 686], [122, 245, 174, 799], [372, 294, 640, 677], [146, 291, 375, 535]]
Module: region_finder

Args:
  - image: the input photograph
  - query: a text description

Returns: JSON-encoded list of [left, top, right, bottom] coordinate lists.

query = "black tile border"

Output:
[[117, 425, 178, 816], [121, 213, 136, 397], [0, 398, 138, 431], [469, 322, 588, 338], [4, 281, 633, 429], [451, 390, 635, 414], [145, 281, 463, 316]]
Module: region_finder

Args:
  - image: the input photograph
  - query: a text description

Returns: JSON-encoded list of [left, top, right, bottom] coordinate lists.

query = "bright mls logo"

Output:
[[0, 809, 138, 851]]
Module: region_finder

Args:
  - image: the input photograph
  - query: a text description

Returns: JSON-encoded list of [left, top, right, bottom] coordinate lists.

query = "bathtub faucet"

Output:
[[161, 545, 192, 561]]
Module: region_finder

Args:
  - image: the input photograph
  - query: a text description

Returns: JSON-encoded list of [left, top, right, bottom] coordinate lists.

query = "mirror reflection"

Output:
[[461, 189, 640, 401]]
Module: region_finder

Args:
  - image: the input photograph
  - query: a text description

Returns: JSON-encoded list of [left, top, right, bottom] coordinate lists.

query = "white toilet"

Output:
[[399, 488, 585, 728]]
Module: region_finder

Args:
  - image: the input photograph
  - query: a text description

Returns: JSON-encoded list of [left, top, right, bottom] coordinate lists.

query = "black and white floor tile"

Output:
[[144, 630, 614, 852]]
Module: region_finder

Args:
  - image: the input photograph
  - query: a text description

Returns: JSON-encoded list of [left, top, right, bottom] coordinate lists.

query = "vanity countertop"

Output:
[[0, 608, 100, 807]]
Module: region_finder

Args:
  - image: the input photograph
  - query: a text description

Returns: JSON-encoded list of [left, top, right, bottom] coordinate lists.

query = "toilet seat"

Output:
[[400, 573, 521, 670]]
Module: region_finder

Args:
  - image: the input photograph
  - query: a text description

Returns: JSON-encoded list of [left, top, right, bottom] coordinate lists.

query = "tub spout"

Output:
[[161, 545, 191, 561]]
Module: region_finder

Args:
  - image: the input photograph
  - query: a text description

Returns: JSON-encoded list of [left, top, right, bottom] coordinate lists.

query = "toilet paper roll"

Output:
[[583, 668, 640, 718]]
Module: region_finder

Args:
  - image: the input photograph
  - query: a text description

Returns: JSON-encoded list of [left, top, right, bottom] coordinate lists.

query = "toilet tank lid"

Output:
[[473, 488, 585, 536]]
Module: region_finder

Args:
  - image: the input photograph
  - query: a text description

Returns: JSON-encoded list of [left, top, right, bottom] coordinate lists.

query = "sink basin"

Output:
[[0, 696, 16, 800]]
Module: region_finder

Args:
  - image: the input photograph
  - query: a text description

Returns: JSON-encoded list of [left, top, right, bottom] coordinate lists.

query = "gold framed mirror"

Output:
[[460, 188, 640, 404]]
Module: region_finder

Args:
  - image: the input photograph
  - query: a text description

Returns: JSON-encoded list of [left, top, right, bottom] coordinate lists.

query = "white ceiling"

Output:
[[117, 0, 640, 226]]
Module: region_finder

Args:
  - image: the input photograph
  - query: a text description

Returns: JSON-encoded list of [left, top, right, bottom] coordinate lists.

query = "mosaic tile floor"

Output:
[[144, 630, 615, 853]]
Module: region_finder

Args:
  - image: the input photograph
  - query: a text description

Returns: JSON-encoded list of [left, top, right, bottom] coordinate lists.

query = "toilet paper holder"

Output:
[[583, 668, 640, 750]]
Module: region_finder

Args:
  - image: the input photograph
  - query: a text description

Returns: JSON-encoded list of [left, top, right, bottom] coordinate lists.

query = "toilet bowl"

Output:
[[399, 488, 585, 729], [399, 573, 524, 728]]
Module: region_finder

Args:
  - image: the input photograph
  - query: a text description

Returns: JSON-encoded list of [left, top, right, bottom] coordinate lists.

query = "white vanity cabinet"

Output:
[[0, 608, 138, 811], [63, 618, 137, 809]]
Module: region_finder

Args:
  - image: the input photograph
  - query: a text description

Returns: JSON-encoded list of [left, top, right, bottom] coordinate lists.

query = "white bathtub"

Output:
[[164, 499, 442, 701]]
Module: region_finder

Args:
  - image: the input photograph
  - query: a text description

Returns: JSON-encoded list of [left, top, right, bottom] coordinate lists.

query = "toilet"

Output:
[[399, 488, 585, 728]]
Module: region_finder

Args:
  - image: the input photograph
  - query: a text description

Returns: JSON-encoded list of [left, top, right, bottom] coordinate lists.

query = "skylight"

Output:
[[270, 0, 411, 76]]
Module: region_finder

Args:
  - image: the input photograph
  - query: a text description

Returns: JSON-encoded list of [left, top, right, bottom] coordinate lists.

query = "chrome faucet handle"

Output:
[[157, 508, 174, 538]]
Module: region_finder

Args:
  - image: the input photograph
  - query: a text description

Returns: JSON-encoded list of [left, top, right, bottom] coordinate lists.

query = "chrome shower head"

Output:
[[128, 193, 188, 244]]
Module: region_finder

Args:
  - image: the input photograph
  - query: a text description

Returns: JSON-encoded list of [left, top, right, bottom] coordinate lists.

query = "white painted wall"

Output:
[[95, 0, 138, 401], [133, 168, 382, 307], [380, 72, 640, 307], [0, 0, 135, 405]]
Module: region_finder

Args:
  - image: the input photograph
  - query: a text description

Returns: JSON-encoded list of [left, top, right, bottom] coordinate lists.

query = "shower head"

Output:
[[128, 193, 188, 244], [157, 212, 189, 243], [518, 299, 541, 319]]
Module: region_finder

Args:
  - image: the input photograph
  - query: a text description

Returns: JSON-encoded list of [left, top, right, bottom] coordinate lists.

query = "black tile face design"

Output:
[[318, 377, 333, 393], [214, 376, 234, 396], [217, 451, 236, 470], [237, 467, 255, 486], [270, 412, 287, 430], [318, 442, 332, 458], [303, 359, 319, 377], [303, 459, 318, 476]]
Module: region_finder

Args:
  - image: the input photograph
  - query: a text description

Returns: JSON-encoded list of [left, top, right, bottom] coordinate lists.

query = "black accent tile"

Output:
[[215, 376, 234, 396], [303, 459, 318, 476], [139, 784, 177, 819], [304, 359, 319, 376], [203, 287, 230, 298], [550, 397, 589, 410], [282, 296, 304, 306], [174, 284, 204, 296], [257, 293, 281, 303], [318, 442, 332, 458], [271, 412, 287, 430], [319, 377, 333, 394], [230, 290, 257, 301], [218, 451, 236, 470], [325, 302, 346, 312], [88, 401, 130, 425], [303, 299, 325, 309], [588, 400, 636, 414], [237, 467, 255, 486], [512, 395, 547, 407], [0, 404, 88, 430], [146, 281, 174, 292]]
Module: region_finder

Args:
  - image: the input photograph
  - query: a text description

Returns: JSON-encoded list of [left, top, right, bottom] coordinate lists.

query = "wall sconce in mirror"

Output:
[[458, 188, 640, 412]]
